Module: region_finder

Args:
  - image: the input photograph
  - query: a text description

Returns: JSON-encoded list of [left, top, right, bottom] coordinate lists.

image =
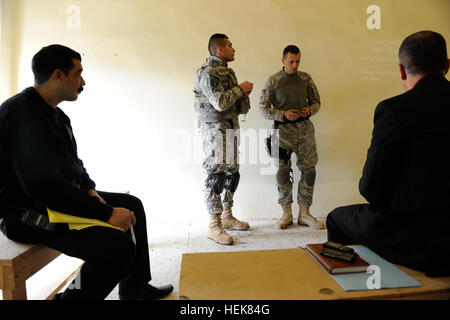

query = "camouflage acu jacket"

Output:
[[194, 56, 250, 123], [259, 69, 320, 122]]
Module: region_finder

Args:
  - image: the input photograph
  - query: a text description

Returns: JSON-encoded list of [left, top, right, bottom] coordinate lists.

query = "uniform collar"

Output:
[[207, 55, 227, 67], [281, 67, 298, 78]]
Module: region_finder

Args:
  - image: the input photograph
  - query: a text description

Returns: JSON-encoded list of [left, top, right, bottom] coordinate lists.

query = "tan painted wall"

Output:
[[1, 0, 449, 223], [0, 0, 20, 100]]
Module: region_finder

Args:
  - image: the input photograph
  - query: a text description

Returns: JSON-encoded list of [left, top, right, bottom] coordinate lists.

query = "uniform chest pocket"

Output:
[[217, 70, 237, 90]]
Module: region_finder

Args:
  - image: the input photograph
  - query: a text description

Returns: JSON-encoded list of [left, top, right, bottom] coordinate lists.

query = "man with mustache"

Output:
[[0, 44, 173, 299]]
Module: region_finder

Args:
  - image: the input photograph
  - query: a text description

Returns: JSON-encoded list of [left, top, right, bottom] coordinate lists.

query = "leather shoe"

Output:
[[51, 293, 63, 300], [119, 283, 174, 300]]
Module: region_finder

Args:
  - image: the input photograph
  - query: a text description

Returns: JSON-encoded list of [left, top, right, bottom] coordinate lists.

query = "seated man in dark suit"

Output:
[[0, 44, 173, 299], [326, 31, 450, 276]]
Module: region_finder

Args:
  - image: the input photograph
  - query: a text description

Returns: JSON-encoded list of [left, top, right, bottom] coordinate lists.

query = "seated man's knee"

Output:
[[326, 207, 345, 227], [124, 194, 146, 221], [325, 209, 337, 230], [325, 207, 355, 244], [119, 193, 144, 211]]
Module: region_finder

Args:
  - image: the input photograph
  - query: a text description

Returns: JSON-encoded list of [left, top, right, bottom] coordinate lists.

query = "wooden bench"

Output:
[[1, 191, 128, 299], [0, 225, 83, 300]]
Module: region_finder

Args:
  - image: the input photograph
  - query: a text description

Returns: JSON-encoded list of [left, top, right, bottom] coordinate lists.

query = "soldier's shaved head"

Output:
[[208, 33, 229, 56]]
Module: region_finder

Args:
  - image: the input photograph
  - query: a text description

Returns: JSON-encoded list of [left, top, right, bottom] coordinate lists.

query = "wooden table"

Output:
[[179, 248, 450, 300]]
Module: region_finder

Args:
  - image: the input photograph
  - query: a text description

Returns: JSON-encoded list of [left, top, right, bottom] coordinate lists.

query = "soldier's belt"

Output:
[[274, 116, 310, 129]]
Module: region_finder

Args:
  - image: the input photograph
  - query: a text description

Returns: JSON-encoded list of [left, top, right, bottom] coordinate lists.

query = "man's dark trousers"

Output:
[[1, 192, 151, 299]]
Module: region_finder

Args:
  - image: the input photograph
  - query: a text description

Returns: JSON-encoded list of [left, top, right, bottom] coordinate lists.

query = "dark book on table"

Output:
[[306, 243, 370, 274]]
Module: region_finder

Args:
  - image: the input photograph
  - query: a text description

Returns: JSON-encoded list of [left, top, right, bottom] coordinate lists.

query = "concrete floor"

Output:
[[106, 219, 328, 300]]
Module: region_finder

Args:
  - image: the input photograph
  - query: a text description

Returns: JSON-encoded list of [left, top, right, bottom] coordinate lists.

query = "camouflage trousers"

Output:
[[276, 120, 318, 205], [201, 120, 240, 215]]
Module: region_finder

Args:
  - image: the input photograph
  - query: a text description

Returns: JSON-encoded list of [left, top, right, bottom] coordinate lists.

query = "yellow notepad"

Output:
[[47, 208, 124, 231]]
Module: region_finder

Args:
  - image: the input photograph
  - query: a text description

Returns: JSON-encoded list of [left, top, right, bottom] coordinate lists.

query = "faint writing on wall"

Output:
[[354, 40, 401, 82], [67, 5, 81, 30]]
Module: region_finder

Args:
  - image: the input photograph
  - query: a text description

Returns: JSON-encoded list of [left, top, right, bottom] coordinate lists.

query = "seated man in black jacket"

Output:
[[326, 31, 450, 276], [0, 44, 173, 299]]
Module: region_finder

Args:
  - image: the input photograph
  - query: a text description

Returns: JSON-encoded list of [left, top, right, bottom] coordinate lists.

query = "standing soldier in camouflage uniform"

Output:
[[194, 34, 254, 245], [259, 45, 324, 230]]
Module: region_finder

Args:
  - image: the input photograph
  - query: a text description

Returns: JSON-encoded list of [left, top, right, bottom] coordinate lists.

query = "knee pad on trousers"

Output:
[[224, 172, 240, 193], [205, 172, 227, 195], [302, 169, 316, 187], [276, 168, 292, 185]]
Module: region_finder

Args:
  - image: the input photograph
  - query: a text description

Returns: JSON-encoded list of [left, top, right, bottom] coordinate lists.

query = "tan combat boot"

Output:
[[277, 203, 293, 229], [298, 204, 324, 230], [221, 205, 250, 230], [208, 214, 233, 245]]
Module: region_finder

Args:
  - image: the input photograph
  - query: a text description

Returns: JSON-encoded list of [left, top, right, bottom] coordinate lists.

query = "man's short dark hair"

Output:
[[283, 45, 300, 58], [32, 44, 82, 84], [208, 33, 228, 56], [398, 31, 448, 76]]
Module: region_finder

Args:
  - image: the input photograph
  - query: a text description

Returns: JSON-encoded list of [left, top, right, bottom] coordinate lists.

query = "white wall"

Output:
[[1, 0, 449, 226]]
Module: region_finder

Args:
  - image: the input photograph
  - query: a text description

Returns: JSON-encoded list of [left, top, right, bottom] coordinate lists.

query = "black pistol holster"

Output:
[[265, 120, 294, 163], [265, 116, 311, 163]]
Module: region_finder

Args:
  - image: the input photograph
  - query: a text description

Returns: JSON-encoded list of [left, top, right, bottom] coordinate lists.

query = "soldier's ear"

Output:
[[215, 45, 225, 59]]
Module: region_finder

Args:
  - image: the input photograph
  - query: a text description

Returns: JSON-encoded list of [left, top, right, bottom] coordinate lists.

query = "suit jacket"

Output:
[[358, 74, 450, 273]]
